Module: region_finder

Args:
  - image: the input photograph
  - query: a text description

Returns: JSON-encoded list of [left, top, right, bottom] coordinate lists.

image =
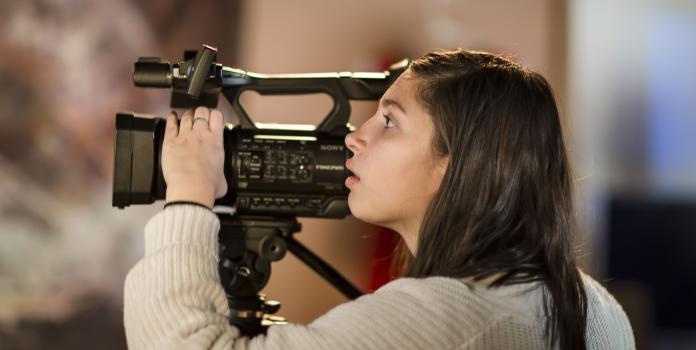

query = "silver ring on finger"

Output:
[[193, 117, 209, 124]]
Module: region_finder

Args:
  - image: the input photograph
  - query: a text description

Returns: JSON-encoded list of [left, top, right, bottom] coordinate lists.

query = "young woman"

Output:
[[124, 49, 635, 349]]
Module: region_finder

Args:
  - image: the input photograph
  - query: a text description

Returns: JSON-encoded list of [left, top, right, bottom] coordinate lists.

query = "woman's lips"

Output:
[[345, 159, 360, 189], [345, 175, 360, 189]]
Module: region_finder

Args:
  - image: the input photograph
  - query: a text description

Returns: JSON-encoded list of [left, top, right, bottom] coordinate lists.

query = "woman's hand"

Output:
[[162, 107, 227, 209]]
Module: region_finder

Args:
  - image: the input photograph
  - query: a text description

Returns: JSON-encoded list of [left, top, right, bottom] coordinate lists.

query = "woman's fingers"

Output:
[[164, 111, 179, 142], [192, 106, 211, 132], [169, 107, 222, 138], [179, 109, 194, 134], [210, 109, 224, 136], [162, 107, 226, 208]]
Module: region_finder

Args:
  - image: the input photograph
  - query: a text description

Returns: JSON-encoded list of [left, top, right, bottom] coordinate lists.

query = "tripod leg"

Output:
[[285, 236, 364, 300]]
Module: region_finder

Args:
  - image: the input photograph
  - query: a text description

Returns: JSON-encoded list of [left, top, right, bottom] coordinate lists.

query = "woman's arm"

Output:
[[123, 203, 494, 350], [124, 204, 239, 349]]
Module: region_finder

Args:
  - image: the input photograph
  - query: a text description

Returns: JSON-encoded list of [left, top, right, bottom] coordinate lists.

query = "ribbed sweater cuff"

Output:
[[143, 204, 220, 258]]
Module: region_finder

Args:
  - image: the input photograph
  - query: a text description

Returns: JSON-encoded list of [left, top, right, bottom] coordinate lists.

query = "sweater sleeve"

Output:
[[123, 204, 239, 349], [123, 205, 499, 350]]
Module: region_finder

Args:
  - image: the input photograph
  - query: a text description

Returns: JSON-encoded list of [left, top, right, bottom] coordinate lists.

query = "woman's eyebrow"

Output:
[[380, 98, 407, 114]]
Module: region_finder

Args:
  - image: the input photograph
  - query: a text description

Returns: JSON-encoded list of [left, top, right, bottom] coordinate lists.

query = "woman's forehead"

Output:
[[384, 73, 432, 125], [382, 72, 422, 111], [385, 70, 417, 95]]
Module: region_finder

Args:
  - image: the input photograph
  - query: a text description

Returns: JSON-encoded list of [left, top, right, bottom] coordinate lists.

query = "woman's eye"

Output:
[[382, 113, 395, 128]]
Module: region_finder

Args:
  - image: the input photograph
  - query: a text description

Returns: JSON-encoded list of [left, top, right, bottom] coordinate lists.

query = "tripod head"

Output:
[[216, 214, 364, 336], [216, 214, 298, 335]]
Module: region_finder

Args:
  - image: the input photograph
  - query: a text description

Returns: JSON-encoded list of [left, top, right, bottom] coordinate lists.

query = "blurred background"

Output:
[[0, 0, 694, 349]]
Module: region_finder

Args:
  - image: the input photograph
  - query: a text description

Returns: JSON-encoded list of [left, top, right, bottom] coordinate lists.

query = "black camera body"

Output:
[[113, 113, 352, 217], [113, 45, 408, 218]]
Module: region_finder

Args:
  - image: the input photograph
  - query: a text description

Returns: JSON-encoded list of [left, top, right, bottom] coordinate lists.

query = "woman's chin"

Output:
[[347, 196, 384, 226], [347, 195, 369, 222], [347, 194, 360, 217]]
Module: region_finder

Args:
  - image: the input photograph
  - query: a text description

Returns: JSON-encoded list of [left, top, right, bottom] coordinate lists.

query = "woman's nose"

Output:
[[345, 130, 365, 157]]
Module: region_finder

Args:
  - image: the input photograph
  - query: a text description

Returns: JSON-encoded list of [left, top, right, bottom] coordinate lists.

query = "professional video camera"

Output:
[[113, 44, 407, 335]]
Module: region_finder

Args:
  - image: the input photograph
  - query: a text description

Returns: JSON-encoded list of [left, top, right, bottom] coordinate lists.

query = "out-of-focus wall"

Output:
[[235, 0, 565, 324]]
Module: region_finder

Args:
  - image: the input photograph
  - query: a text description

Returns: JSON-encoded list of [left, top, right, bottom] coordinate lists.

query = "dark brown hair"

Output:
[[394, 49, 588, 349]]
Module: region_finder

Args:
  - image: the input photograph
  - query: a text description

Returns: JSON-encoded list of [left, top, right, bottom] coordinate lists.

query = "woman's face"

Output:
[[345, 71, 448, 251]]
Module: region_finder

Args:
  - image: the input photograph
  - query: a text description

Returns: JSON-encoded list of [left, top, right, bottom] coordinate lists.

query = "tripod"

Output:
[[216, 213, 364, 336]]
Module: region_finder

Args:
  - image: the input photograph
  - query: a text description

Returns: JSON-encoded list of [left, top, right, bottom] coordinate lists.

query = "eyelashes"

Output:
[[382, 113, 395, 128]]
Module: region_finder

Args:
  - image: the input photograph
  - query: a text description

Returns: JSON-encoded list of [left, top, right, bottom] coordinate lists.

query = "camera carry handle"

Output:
[[135, 44, 409, 136]]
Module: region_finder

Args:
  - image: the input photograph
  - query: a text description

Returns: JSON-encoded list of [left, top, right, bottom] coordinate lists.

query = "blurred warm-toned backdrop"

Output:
[[1, 1, 694, 349]]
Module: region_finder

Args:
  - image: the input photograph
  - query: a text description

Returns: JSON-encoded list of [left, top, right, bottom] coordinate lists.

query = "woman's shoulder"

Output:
[[309, 276, 544, 348], [284, 275, 542, 349], [371, 275, 501, 311], [356, 276, 548, 347], [580, 270, 624, 306], [580, 270, 633, 323], [372, 275, 544, 326], [579, 271, 636, 348], [375, 275, 518, 305], [365, 273, 634, 349], [377, 272, 635, 330]]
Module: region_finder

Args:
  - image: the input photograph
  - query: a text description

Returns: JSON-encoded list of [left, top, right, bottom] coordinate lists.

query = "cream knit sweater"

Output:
[[123, 204, 635, 349]]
